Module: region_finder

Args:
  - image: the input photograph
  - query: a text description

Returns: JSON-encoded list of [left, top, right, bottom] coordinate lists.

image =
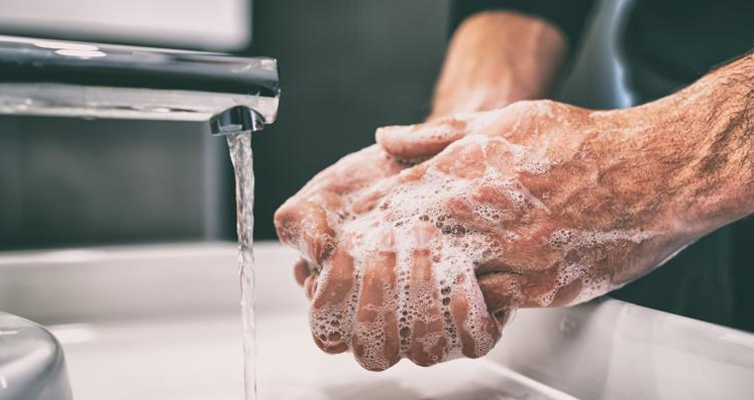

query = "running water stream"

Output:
[[226, 132, 256, 400]]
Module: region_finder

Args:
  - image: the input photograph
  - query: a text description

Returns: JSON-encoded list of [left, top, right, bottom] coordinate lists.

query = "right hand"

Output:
[[275, 144, 406, 280], [275, 144, 505, 371]]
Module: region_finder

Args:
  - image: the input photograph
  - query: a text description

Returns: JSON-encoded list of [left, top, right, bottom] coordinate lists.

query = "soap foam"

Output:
[[307, 140, 512, 364], [546, 228, 659, 305]]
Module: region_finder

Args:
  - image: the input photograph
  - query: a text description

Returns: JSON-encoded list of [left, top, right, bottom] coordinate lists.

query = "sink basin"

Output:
[[46, 314, 573, 400], [0, 312, 72, 400], [1, 242, 753, 399]]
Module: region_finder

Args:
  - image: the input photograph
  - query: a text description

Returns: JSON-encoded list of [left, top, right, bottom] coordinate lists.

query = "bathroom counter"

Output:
[[2, 242, 753, 399], [51, 313, 572, 400]]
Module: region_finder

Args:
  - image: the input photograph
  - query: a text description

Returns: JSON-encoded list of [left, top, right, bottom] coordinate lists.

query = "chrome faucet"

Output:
[[0, 35, 279, 135]]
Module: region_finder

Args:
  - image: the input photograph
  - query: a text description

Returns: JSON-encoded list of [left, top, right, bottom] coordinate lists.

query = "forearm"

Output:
[[673, 53, 754, 233], [596, 53, 754, 240], [430, 11, 567, 119]]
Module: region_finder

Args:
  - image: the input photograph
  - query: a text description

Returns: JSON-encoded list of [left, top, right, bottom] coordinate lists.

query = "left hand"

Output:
[[374, 100, 697, 312]]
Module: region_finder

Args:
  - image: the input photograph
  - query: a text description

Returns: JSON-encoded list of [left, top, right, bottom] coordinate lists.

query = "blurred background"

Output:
[[0, 0, 631, 249], [2, 4, 754, 399]]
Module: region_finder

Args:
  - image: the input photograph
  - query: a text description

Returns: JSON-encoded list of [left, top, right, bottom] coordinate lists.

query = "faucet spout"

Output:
[[210, 106, 265, 136], [0, 35, 280, 132]]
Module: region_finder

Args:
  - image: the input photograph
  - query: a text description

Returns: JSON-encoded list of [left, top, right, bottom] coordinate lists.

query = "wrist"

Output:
[[633, 55, 754, 235]]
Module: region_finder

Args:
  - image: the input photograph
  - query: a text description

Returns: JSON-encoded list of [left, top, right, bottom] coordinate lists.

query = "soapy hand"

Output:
[[376, 100, 696, 310], [276, 99, 699, 371], [275, 144, 504, 370]]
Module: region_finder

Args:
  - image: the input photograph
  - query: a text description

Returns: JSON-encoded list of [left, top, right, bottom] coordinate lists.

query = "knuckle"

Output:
[[508, 99, 558, 119], [273, 206, 299, 242]]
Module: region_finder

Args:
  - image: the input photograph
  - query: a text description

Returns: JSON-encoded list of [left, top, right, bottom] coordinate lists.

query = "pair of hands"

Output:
[[274, 98, 694, 371], [274, 10, 745, 371]]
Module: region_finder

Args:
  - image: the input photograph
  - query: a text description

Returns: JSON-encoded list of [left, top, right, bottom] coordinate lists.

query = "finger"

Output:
[[549, 278, 583, 307], [477, 266, 561, 309], [352, 230, 400, 371], [304, 273, 318, 300], [476, 272, 525, 318], [310, 246, 356, 354], [450, 271, 502, 359], [406, 224, 448, 367], [376, 106, 529, 163], [376, 116, 470, 162], [274, 200, 335, 265], [294, 257, 311, 286], [520, 268, 560, 308], [351, 187, 390, 215]]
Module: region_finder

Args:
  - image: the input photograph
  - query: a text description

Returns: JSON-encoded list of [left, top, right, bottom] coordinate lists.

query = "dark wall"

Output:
[[0, 0, 632, 247], [247, 0, 450, 240], [0, 1, 450, 248], [0, 117, 234, 250]]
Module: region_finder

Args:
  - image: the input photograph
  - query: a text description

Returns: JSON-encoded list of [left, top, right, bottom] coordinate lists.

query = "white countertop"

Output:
[[2, 242, 753, 399]]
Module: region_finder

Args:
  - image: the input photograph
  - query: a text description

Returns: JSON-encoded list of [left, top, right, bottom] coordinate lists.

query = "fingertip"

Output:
[[374, 125, 407, 149], [293, 258, 311, 286], [376, 125, 422, 162], [297, 201, 336, 264], [312, 333, 349, 354], [477, 272, 526, 314], [407, 353, 442, 368], [352, 237, 400, 371], [353, 352, 398, 371], [273, 202, 299, 245]]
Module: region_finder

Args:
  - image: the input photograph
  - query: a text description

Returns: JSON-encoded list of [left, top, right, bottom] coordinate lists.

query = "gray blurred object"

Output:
[[0, 35, 279, 250], [556, 0, 635, 108], [0, 312, 72, 400]]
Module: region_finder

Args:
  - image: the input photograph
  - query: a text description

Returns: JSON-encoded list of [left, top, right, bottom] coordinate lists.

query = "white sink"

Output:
[[1, 242, 753, 399], [48, 315, 572, 400]]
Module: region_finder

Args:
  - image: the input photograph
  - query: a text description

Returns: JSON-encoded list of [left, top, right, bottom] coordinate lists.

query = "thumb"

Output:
[[376, 115, 472, 162], [376, 108, 517, 163]]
